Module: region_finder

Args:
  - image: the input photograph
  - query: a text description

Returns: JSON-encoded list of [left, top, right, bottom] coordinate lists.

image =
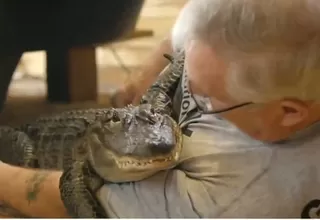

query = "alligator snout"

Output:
[[149, 140, 175, 155]]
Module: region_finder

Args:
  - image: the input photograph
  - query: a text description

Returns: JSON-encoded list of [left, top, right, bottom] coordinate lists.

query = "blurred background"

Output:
[[0, 0, 187, 125]]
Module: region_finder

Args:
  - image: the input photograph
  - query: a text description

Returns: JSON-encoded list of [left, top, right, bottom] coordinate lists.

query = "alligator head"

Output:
[[85, 104, 182, 183]]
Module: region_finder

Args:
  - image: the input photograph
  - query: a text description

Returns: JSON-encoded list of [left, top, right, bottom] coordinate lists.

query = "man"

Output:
[[1, 0, 320, 217]]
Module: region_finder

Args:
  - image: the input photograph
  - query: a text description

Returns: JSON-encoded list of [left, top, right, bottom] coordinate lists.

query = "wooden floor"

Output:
[[0, 0, 187, 126]]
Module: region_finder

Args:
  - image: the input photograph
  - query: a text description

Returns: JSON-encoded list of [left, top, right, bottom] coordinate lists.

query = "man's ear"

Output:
[[280, 100, 309, 127]]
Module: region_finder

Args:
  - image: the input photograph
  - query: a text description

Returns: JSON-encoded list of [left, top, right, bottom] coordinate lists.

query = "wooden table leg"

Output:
[[0, 52, 23, 111], [120, 29, 154, 41], [46, 46, 97, 103]]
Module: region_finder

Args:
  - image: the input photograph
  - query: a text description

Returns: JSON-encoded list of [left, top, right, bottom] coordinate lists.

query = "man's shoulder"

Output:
[[179, 129, 273, 177], [179, 126, 320, 217]]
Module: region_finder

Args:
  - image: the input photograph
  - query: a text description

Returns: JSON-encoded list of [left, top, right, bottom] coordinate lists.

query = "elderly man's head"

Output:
[[172, 0, 320, 142]]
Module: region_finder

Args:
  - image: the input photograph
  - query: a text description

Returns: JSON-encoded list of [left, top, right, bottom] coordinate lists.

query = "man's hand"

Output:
[[111, 81, 141, 107], [111, 37, 173, 108]]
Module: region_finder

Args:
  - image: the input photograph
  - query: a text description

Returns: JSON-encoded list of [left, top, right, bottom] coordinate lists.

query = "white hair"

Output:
[[172, 0, 320, 103]]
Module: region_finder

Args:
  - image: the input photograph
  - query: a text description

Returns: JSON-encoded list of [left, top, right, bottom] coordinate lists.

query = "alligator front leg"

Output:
[[59, 160, 106, 218], [0, 126, 36, 167]]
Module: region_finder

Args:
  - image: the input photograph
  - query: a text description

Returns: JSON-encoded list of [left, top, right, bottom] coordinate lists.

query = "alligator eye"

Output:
[[123, 114, 132, 126], [136, 113, 156, 125], [148, 115, 156, 125], [112, 112, 120, 122], [140, 97, 148, 104]]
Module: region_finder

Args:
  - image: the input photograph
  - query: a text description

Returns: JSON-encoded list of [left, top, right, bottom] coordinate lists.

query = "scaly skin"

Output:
[[0, 104, 182, 218], [140, 52, 185, 115], [16, 104, 182, 183], [59, 53, 186, 217], [18, 108, 115, 171], [0, 126, 35, 167], [0, 53, 186, 218]]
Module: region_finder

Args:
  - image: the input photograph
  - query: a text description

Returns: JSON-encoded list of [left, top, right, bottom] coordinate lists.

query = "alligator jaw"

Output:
[[87, 116, 182, 183]]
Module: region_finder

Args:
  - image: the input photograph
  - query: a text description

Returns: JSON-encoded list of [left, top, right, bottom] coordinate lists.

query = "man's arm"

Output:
[[113, 36, 173, 107], [130, 36, 173, 104], [0, 162, 68, 218]]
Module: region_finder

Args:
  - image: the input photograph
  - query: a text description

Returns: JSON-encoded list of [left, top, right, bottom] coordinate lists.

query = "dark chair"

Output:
[[0, 0, 152, 110]]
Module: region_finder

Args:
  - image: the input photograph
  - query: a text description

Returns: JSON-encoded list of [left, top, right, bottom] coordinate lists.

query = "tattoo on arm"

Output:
[[0, 201, 29, 218], [26, 171, 50, 203]]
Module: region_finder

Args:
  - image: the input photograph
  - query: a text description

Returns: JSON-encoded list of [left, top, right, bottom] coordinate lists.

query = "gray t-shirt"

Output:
[[97, 65, 320, 218]]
